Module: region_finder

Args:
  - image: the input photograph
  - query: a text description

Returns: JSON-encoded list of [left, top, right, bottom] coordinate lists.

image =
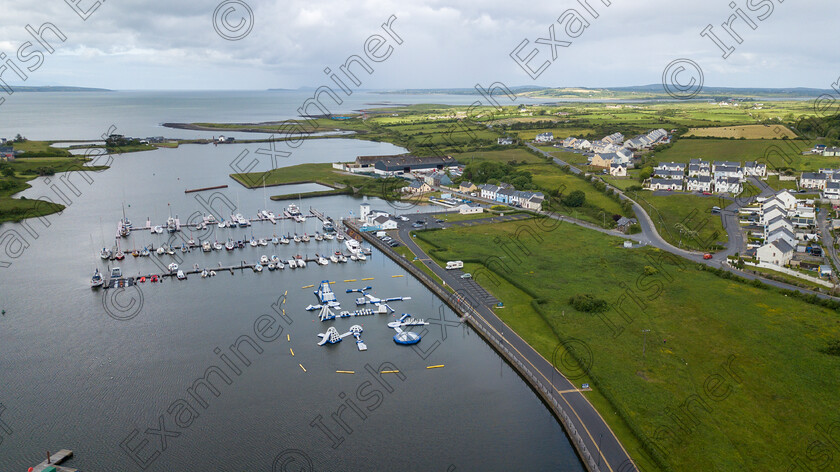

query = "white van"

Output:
[[446, 261, 464, 270]]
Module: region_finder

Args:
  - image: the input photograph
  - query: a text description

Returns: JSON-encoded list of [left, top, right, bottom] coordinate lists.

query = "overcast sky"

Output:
[[0, 0, 837, 90]]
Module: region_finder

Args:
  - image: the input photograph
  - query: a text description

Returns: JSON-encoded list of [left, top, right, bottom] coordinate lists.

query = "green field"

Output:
[[451, 148, 544, 165], [631, 192, 727, 251], [520, 163, 631, 223], [766, 175, 799, 190], [231, 162, 407, 200], [414, 219, 840, 472], [653, 139, 822, 171]]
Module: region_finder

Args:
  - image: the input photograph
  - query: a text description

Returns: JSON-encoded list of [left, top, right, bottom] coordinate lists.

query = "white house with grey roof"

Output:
[[686, 176, 712, 192], [743, 161, 767, 177], [800, 172, 828, 190], [655, 162, 686, 173], [757, 239, 794, 266], [714, 176, 743, 194], [650, 178, 682, 191]]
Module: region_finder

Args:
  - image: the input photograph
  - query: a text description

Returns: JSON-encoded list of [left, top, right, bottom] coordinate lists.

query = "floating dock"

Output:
[[184, 184, 228, 193], [30, 449, 76, 472]]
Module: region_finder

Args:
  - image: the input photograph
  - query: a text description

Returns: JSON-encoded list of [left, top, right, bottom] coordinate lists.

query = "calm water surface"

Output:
[[0, 94, 582, 471]]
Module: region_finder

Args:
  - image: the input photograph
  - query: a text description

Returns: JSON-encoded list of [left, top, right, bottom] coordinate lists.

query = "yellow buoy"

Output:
[[302, 284, 314, 289], [427, 365, 444, 369], [336, 370, 355, 374], [380, 370, 400, 374], [299, 363, 307, 372], [391, 275, 404, 278], [361, 277, 374, 281], [290, 348, 295, 356], [344, 279, 356, 282]]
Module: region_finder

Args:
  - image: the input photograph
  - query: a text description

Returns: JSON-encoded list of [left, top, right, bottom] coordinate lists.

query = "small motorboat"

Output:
[[138, 276, 146, 283], [100, 247, 112, 259], [302, 233, 310, 242], [250, 238, 258, 247], [260, 255, 269, 264], [156, 246, 166, 256], [165, 245, 175, 255], [151, 274, 159, 283], [140, 246, 150, 257], [114, 250, 125, 261], [225, 240, 235, 251], [272, 235, 279, 245], [90, 268, 104, 288], [267, 263, 276, 271], [188, 237, 195, 246], [168, 262, 179, 272], [315, 233, 323, 242], [110, 267, 122, 278], [206, 214, 216, 223], [176, 270, 186, 280], [330, 254, 339, 263], [258, 238, 268, 246], [317, 256, 329, 265], [324, 233, 335, 240], [356, 253, 367, 261], [153, 225, 164, 234], [296, 256, 307, 268], [201, 269, 209, 278], [181, 244, 189, 253], [280, 235, 290, 244], [337, 234, 345, 241], [202, 241, 212, 252], [275, 260, 284, 270], [132, 249, 140, 257], [253, 263, 263, 272], [293, 234, 301, 243], [287, 259, 297, 269], [270, 254, 280, 263], [193, 263, 200, 271], [213, 241, 223, 251], [350, 254, 358, 261]]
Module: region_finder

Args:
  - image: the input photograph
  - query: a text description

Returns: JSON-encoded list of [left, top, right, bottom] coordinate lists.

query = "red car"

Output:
[[702, 192, 711, 196], [703, 253, 712, 260]]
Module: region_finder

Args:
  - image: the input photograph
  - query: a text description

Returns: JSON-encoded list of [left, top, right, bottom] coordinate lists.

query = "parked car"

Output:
[[702, 192, 712, 196], [435, 219, 445, 223], [460, 273, 472, 279], [703, 253, 712, 260]]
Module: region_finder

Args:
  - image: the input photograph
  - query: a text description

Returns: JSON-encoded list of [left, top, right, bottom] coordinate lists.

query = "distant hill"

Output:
[[521, 85, 833, 100], [374, 86, 546, 95], [12, 86, 111, 92]]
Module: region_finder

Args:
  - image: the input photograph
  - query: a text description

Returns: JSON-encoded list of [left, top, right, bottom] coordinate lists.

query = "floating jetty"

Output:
[[30, 449, 76, 472], [184, 184, 228, 193]]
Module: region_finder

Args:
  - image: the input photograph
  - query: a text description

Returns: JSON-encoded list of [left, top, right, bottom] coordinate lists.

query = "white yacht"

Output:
[[202, 241, 212, 252], [91, 268, 104, 288]]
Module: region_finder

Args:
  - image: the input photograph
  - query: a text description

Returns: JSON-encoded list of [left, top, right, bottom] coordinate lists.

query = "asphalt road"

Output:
[[392, 219, 637, 472]]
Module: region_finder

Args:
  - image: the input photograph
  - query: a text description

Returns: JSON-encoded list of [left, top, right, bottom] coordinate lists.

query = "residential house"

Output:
[[457, 204, 483, 215], [497, 137, 514, 145], [0, 146, 14, 161], [757, 239, 794, 266], [766, 226, 797, 248], [712, 161, 741, 172], [800, 172, 828, 190], [402, 180, 432, 194], [479, 184, 499, 201], [591, 152, 623, 168], [616, 148, 634, 163], [714, 176, 743, 194], [765, 215, 794, 235], [609, 163, 627, 177], [616, 217, 637, 233], [686, 176, 712, 192], [495, 187, 515, 204], [823, 147, 840, 157], [743, 161, 767, 177], [713, 166, 744, 182], [591, 140, 620, 154], [535, 132, 554, 143], [573, 139, 591, 151], [459, 181, 477, 193], [656, 162, 686, 173], [761, 205, 787, 224], [824, 181, 840, 199], [524, 194, 544, 211], [424, 171, 452, 187], [654, 169, 685, 180], [650, 178, 683, 191], [562, 137, 578, 148], [603, 132, 625, 144]]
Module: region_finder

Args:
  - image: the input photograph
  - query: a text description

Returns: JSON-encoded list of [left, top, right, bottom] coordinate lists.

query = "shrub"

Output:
[[569, 294, 609, 313], [563, 190, 586, 207], [821, 339, 840, 356]]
